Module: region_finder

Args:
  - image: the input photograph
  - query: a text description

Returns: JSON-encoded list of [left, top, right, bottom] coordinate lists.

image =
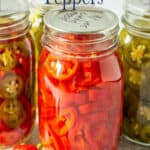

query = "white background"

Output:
[[29, 0, 124, 25], [100, 0, 123, 19], [29, 0, 124, 17]]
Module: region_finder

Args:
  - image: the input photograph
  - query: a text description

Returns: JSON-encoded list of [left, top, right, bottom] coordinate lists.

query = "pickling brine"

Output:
[[38, 6, 123, 150]]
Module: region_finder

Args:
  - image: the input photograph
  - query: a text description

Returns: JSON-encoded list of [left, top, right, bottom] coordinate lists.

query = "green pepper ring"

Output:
[[0, 73, 24, 99], [12, 40, 30, 57], [0, 48, 17, 71], [0, 99, 26, 128]]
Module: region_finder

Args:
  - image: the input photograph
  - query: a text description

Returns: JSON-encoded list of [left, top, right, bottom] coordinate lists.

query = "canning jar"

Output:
[[38, 6, 123, 150], [0, 1, 35, 149], [119, 0, 150, 146]]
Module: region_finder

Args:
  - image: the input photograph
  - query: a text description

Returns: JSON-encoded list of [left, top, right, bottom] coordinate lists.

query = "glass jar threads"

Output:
[[30, 0, 66, 53], [38, 6, 123, 150], [119, 0, 150, 146], [0, 0, 35, 148]]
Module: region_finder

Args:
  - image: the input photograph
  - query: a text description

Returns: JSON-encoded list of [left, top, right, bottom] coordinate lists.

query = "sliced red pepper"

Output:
[[45, 55, 79, 81], [60, 136, 70, 150], [49, 107, 77, 136], [78, 60, 101, 87], [39, 89, 57, 119], [46, 122, 66, 150], [15, 53, 30, 76], [39, 47, 49, 64]]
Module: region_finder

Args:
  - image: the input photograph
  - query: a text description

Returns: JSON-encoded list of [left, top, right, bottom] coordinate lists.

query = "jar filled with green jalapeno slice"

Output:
[[119, 0, 150, 146], [0, 0, 35, 148]]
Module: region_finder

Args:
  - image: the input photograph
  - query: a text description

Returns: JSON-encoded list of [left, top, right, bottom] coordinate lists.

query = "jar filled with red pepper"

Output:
[[38, 6, 123, 150], [0, 0, 35, 149]]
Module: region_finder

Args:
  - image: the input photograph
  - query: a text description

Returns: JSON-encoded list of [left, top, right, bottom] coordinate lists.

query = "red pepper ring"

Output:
[[49, 107, 78, 136], [45, 55, 79, 81]]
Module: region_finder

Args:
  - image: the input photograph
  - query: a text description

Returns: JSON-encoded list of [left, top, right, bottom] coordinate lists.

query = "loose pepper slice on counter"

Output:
[[45, 55, 79, 81], [13, 144, 38, 150]]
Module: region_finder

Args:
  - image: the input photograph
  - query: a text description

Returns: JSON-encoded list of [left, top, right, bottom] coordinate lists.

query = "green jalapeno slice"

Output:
[[0, 48, 17, 71], [0, 99, 26, 128], [0, 73, 24, 98], [12, 40, 30, 57]]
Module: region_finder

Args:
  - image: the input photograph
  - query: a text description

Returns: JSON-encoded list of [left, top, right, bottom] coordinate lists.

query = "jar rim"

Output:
[[0, 11, 31, 41], [122, 0, 150, 33], [43, 6, 119, 35], [122, 16, 150, 39]]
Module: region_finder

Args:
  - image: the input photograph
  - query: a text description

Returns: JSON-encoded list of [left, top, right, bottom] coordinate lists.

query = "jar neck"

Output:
[[122, 8, 150, 39], [42, 26, 119, 58], [0, 12, 30, 41]]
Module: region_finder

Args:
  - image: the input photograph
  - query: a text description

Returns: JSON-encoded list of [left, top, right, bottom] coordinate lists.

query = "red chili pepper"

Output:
[[78, 60, 101, 87], [46, 122, 66, 150], [39, 47, 49, 64], [49, 107, 77, 136], [13, 144, 38, 150], [45, 55, 79, 81], [15, 53, 30, 76]]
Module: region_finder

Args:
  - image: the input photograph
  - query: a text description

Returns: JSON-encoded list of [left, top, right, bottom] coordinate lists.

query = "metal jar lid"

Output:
[[43, 6, 119, 35], [122, 0, 150, 31]]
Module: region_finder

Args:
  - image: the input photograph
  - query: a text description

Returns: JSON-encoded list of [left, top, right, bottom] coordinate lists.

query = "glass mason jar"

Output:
[[0, 1, 35, 149], [119, 0, 150, 146], [38, 6, 123, 150]]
